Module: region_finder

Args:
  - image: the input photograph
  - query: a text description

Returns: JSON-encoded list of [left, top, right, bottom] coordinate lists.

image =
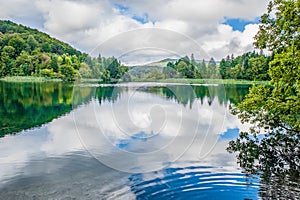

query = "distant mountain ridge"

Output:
[[130, 58, 219, 68]]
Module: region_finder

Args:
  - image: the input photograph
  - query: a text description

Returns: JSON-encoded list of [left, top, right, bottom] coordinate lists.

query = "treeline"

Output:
[[82, 55, 129, 81], [0, 20, 128, 81], [220, 52, 271, 80], [164, 52, 271, 81], [1, 20, 271, 82]]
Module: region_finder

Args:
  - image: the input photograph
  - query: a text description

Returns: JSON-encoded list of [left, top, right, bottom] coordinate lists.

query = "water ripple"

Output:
[[128, 164, 260, 200]]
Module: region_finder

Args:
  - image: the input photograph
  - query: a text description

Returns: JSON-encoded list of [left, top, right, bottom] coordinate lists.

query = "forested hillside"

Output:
[[0, 20, 128, 81]]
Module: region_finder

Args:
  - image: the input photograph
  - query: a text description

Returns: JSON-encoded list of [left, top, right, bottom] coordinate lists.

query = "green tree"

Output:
[[228, 0, 300, 178], [50, 55, 59, 73], [41, 43, 51, 53], [190, 53, 196, 66], [254, 0, 300, 53], [146, 68, 164, 80], [106, 58, 126, 80], [175, 60, 189, 78], [60, 64, 77, 81], [198, 59, 207, 78], [27, 35, 39, 52], [207, 57, 217, 78], [71, 55, 80, 70], [167, 61, 175, 69], [248, 56, 269, 80], [219, 59, 227, 79], [78, 63, 92, 78], [107, 59, 120, 79], [172, 57, 198, 78], [2, 45, 15, 58], [163, 66, 177, 78], [8, 35, 28, 56], [15, 51, 33, 75], [0, 46, 16, 76]]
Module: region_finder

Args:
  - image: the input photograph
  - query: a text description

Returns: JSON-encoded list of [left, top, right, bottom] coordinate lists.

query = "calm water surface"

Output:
[[0, 81, 298, 199]]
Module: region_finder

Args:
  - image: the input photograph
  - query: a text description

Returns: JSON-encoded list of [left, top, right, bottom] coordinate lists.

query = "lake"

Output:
[[0, 81, 298, 199]]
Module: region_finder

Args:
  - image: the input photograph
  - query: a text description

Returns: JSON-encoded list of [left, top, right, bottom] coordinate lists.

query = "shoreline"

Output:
[[0, 76, 62, 83], [0, 76, 269, 85]]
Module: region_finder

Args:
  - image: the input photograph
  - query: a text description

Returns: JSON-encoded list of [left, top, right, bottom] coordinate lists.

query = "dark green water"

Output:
[[0, 81, 298, 199]]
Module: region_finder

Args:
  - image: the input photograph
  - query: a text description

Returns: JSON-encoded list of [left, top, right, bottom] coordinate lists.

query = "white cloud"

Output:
[[36, 0, 103, 34], [0, 0, 270, 63], [201, 23, 260, 59], [0, 0, 36, 18]]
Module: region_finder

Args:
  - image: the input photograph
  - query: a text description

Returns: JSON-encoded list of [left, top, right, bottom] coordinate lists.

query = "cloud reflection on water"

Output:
[[0, 84, 250, 189]]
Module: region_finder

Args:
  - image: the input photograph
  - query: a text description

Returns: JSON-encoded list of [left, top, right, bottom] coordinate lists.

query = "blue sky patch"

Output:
[[116, 131, 157, 149], [220, 128, 266, 141], [114, 4, 129, 14], [223, 17, 260, 32], [219, 128, 240, 140], [132, 13, 149, 24], [114, 4, 150, 24]]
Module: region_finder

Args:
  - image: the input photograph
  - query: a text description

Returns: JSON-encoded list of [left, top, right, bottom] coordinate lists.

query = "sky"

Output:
[[0, 0, 269, 65]]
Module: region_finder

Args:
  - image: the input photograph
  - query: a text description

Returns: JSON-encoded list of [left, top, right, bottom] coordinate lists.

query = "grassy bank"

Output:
[[0, 76, 269, 85], [0, 76, 62, 83], [132, 78, 269, 85]]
